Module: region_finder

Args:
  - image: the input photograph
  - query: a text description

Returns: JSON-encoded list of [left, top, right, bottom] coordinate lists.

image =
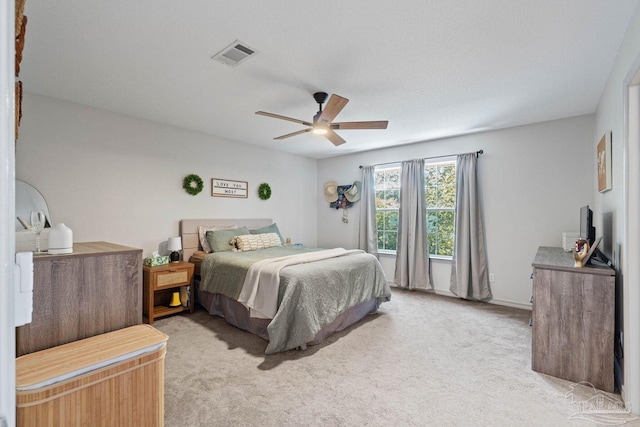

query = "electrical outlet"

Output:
[[489, 274, 495, 283]]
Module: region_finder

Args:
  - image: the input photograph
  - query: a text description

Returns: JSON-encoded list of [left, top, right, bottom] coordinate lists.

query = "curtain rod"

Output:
[[359, 149, 483, 169]]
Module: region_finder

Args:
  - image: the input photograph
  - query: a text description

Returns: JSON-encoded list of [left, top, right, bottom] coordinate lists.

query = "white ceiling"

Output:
[[19, 0, 640, 159]]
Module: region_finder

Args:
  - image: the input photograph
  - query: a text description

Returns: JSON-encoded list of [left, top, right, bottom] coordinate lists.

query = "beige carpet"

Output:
[[153, 288, 639, 427]]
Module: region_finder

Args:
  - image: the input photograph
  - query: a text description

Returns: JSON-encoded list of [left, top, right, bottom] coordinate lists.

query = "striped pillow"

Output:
[[232, 233, 282, 252]]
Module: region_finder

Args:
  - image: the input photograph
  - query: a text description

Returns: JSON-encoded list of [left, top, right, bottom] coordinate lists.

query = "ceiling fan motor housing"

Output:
[[312, 92, 329, 123], [313, 92, 329, 106]]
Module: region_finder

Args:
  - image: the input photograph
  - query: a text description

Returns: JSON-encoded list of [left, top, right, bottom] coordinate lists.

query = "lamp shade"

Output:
[[168, 237, 182, 252]]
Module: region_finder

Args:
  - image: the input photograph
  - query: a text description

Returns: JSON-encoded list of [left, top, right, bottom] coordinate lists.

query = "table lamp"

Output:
[[168, 237, 181, 263]]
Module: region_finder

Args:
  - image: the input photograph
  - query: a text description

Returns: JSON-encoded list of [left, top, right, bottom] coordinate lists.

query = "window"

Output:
[[425, 161, 456, 256], [375, 167, 400, 251], [375, 160, 457, 257]]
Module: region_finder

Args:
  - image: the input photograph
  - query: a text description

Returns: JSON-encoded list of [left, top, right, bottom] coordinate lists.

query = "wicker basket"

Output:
[[16, 325, 168, 427]]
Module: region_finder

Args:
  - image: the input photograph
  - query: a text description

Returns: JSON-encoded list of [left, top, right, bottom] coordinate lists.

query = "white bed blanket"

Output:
[[237, 248, 362, 319]]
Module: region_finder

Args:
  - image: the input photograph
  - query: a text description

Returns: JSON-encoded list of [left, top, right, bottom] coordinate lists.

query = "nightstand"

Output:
[[143, 261, 195, 324]]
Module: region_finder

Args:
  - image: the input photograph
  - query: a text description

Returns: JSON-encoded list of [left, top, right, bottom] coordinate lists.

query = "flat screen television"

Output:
[[579, 205, 611, 266], [580, 205, 595, 244]]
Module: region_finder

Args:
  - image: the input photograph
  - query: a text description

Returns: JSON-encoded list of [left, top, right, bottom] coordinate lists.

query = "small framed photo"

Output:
[[597, 132, 612, 193]]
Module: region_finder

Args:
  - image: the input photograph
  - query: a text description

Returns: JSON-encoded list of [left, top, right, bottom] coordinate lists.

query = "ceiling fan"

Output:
[[255, 92, 388, 146]]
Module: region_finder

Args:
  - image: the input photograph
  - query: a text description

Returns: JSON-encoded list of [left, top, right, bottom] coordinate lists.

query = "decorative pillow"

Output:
[[231, 233, 282, 252], [206, 226, 250, 253], [198, 225, 238, 253], [249, 223, 284, 244]]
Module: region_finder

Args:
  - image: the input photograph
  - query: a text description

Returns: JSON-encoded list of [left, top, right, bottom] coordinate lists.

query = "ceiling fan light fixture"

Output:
[[312, 126, 328, 135]]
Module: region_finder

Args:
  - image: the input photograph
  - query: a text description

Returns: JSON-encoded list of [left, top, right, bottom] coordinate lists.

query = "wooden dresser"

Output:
[[16, 241, 143, 356], [531, 246, 615, 392]]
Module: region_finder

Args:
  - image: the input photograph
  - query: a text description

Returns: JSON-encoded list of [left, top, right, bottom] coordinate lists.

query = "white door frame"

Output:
[[0, 0, 16, 424], [623, 55, 640, 413]]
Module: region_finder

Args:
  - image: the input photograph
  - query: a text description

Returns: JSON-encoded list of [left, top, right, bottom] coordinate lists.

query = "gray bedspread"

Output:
[[199, 246, 391, 354]]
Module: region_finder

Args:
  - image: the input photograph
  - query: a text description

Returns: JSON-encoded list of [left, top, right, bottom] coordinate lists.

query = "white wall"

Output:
[[594, 5, 640, 258], [15, 94, 597, 316], [16, 94, 318, 257], [593, 3, 640, 412], [317, 115, 595, 309]]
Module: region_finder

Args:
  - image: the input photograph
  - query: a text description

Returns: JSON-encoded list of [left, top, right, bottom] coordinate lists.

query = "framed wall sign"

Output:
[[597, 132, 612, 193], [211, 178, 248, 198]]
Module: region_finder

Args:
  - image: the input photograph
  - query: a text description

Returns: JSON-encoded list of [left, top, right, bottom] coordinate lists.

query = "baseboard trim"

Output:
[[431, 288, 532, 311], [390, 284, 532, 311], [431, 288, 456, 298], [488, 298, 532, 311]]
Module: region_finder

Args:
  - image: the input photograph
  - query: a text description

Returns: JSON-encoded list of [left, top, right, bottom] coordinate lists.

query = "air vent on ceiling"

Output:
[[211, 40, 258, 67]]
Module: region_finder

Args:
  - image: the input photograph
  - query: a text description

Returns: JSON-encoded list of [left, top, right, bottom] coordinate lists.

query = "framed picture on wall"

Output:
[[597, 132, 612, 193], [211, 178, 248, 198]]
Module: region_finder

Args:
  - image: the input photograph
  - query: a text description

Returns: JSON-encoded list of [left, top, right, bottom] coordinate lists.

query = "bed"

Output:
[[180, 218, 391, 354]]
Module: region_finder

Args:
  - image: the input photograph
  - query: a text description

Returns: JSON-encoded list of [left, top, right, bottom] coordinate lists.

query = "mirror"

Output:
[[16, 180, 52, 231]]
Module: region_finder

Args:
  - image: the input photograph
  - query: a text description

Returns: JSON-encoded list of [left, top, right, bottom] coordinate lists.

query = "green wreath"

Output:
[[258, 183, 272, 200], [183, 174, 203, 196]]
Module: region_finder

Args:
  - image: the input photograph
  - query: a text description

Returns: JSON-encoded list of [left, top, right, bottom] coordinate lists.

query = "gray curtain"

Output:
[[450, 153, 491, 300], [394, 159, 431, 290], [358, 165, 378, 256]]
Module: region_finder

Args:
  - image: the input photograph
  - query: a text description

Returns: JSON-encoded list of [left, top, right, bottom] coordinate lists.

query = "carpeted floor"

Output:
[[153, 288, 639, 426]]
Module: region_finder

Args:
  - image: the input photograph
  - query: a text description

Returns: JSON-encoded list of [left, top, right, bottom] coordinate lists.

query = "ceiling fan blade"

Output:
[[316, 94, 349, 126], [274, 128, 312, 140], [332, 120, 388, 130], [324, 129, 346, 146], [256, 111, 312, 127]]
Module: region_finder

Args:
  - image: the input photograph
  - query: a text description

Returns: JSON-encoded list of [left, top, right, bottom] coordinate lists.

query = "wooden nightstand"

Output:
[[143, 261, 195, 324]]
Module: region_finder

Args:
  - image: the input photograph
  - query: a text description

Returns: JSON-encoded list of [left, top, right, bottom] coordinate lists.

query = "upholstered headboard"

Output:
[[179, 218, 273, 262]]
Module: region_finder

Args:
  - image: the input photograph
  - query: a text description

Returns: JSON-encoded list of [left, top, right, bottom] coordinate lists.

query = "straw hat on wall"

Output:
[[344, 181, 361, 202], [324, 181, 338, 202]]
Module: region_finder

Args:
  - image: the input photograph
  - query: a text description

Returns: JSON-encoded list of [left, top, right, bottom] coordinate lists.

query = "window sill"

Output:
[[377, 250, 452, 261], [430, 255, 453, 262], [378, 250, 397, 256]]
